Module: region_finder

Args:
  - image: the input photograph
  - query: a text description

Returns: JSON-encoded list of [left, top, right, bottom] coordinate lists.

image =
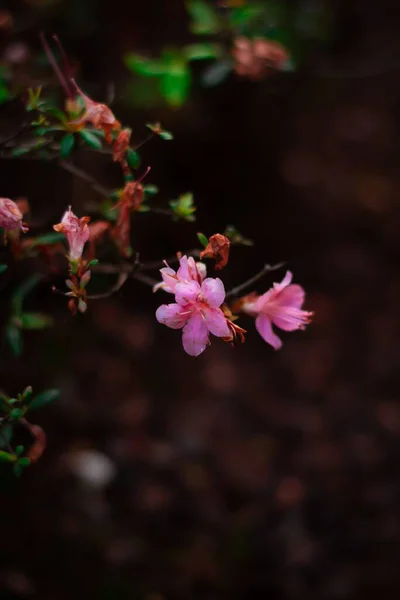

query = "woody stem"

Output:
[[225, 262, 285, 299], [58, 159, 111, 198]]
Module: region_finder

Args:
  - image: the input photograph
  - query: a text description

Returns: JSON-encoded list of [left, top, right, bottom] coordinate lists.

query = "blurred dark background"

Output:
[[0, 1, 399, 599]]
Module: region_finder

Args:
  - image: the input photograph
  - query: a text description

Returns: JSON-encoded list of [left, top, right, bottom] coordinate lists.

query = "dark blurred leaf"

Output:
[[0, 264, 8, 274], [10, 147, 31, 157], [229, 4, 265, 27], [20, 312, 53, 330], [187, 0, 221, 34], [60, 133, 75, 158], [202, 59, 233, 86], [11, 274, 43, 316], [144, 184, 159, 196], [0, 425, 13, 448], [29, 389, 60, 411], [28, 232, 64, 247], [6, 325, 22, 357], [197, 232, 209, 247], [0, 451, 15, 463], [80, 130, 103, 150]]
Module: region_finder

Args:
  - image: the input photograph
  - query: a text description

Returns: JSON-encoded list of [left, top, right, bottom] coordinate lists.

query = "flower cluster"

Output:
[[155, 258, 313, 356]]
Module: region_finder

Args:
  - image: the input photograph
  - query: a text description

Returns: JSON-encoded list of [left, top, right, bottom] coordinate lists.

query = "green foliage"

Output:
[[224, 224, 253, 246], [60, 132, 75, 158], [79, 130, 103, 150], [186, 0, 221, 34], [124, 54, 166, 77], [6, 325, 23, 357], [20, 313, 53, 330], [197, 232, 209, 248], [169, 193, 197, 222], [126, 148, 140, 169], [184, 43, 222, 61], [146, 123, 173, 140], [28, 389, 60, 411], [28, 232, 64, 247], [0, 264, 8, 274]]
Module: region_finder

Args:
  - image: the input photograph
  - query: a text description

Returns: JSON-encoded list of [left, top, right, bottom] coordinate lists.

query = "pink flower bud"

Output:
[[53, 206, 90, 261], [0, 197, 28, 233]]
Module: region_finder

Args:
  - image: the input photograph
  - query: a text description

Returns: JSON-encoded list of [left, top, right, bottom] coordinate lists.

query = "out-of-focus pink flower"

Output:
[[53, 206, 90, 261], [242, 271, 313, 349], [153, 255, 206, 293], [0, 197, 28, 233], [156, 277, 231, 357]]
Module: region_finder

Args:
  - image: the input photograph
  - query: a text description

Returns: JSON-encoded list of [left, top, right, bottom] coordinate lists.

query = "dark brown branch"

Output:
[[58, 159, 111, 198], [225, 262, 285, 299], [87, 272, 129, 299]]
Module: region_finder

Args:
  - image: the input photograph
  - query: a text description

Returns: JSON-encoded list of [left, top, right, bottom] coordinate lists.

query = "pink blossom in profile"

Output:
[[0, 197, 28, 233], [156, 277, 231, 357], [153, 254, 206, 294], [53, 206, 90, 260], [242, 271, 313, 349]]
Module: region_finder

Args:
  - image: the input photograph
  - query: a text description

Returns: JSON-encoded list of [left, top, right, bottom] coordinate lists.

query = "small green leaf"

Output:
[[13, 463, 24, 476], [15, 445, 24, 456], [126, 148, 140, 169], [18, 457, 31, 467], [159, 130, 173, 140], [229, 5, 265, 28], [60, 133, 75, 158], [22, 386, 33, 403], [87, 259, 99, 267], [186, 0, 221, 34], [169, 192, 197, 222], [224, 224, 253, 246], [143, 184, 159, 196], [0, 451, 16, 463], [0, 264, 8, 274], [12, 274, 43, 316], [20, 312, 53, 330], [28, 389, 60, 411], [124, 54, 166, 77], [10, 408, 23, 420], [6, 325, 23, 357], [79, 130, 103, 150], [78, 299, 87, 314], [197, 232, 209, 248], [137, 205, 150, 212], [184, 43, 221, 61]]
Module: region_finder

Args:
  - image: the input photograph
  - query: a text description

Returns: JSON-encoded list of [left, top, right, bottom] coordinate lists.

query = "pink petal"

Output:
[[182, 313, 209, 356], [177, 255, 190, 280], [203, 307, 231, 338], [277, 284, 305, 309], [273, 270, 293, 292], [159, 266, 178, 293], [255, 314, 282, 350], [201, 278, 225, 308], [271, 306, 312, 331], [156, 303, 190, 329], [175, 280, 201, 306]]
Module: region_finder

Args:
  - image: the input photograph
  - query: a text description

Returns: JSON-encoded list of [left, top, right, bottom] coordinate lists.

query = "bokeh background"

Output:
[[0, 1, 399, 599]]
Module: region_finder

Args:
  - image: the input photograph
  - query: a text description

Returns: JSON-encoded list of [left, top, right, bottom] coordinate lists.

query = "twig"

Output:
[[0, 122, 31, 148], [225, 262, 285, 299], [87, 272, 129, 299], [132, 132, 154, 152], [58, 159, 111, 198], [140, 248, 200, 271], [131, 271, 159, 288]]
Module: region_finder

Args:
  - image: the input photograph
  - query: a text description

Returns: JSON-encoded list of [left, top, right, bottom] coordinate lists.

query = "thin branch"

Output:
[[87, 272, 128, 299], [131, 271, 159, 288], [140, 248, 200, 271], [132, 132, 154, 152], [225, 262, 285, 299], [0, 122, 31, 148], [58, 159, 111, 198]]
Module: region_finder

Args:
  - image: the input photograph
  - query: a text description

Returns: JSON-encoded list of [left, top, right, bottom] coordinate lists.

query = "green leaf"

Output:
[[159, 130, 173, 140], [0, 80, 10, 104], [197, 232, 209, 248], [60, 133, 75, 158], [0, 451, 16, 463], [143, 184, 159, 196], [28, 232, 64, 247], [6, 325, 23, 357], [184, 43, 221, 61], [0, 424, 13, 448], [28, 389, 60, 411], [0, 264, 8, 274], [20, 312, 53, 330], [124, 54, 166, 77], [79, 130, 103, 150], [11, 274, 43, 316], [160, 62, 191, 107], [15, 445, 24, 456], [21, 386, 33, 403], [229, 4, 265, 28], [13, 463, 23, 476], [18, 457, 30, 467], [10, 147, 31, 157], [224, 224, 254, 246], [126, 148, 140, 169], [186, 0, 221, 34], [169, 192, 197, 222], [10, 408, 23, 420]]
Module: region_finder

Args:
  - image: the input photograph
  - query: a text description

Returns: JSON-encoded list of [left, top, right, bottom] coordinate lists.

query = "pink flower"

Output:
[[153, 255, 206, 294], [0, 197, 28, 233], [242, 271, 313, 350], [156, 277, 231, 356], [53, 206, 90, 260]]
